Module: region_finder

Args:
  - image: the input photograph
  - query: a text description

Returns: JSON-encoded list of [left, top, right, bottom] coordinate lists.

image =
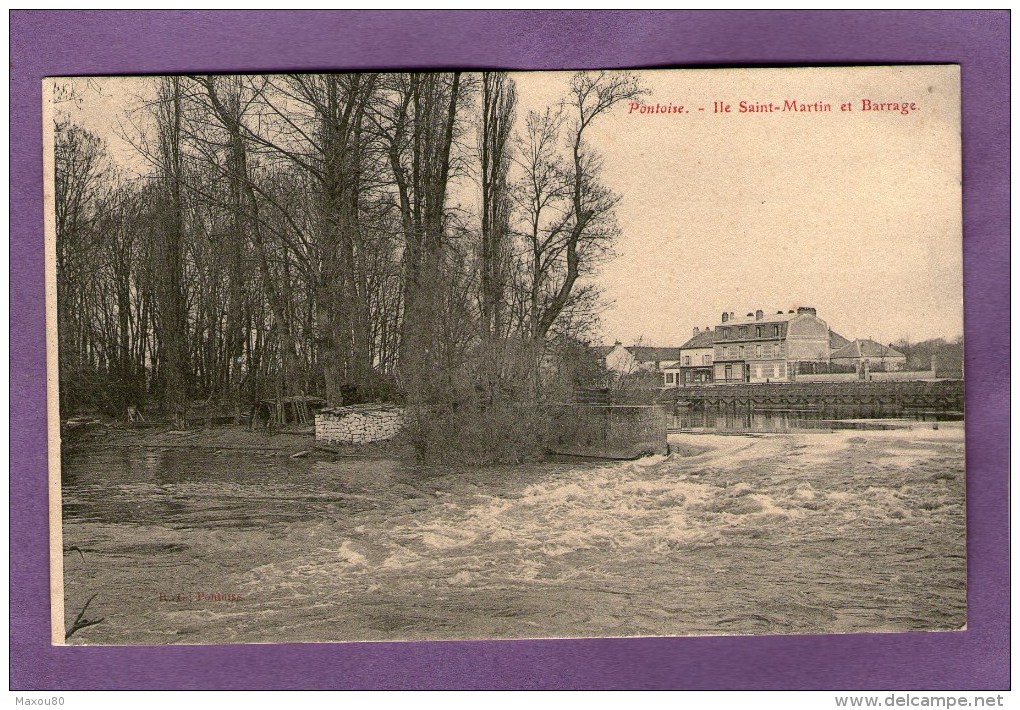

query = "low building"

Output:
[[830, 339, 907, 372], [597, 342, 683, 377]]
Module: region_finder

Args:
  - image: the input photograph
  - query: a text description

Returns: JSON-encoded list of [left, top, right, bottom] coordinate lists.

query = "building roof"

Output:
[[628, 346, 683, 362], [719, 311, 798, 326], [828, 330, 851, 350], [591, 345, 615, 358], [830, 339, 905, 360], [680, 329, 715, 350]]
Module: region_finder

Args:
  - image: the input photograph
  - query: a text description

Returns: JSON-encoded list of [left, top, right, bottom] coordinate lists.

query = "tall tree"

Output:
[[478, 72, 517, 345], [477, 72, 518, 401], [153, 76, 190, 428], [532, 71, 646, 342], [377, 72, 463, 401], [54, 119, 108, 375]]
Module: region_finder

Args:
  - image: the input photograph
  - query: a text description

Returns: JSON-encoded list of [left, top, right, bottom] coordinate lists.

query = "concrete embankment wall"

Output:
[[315, 404, 404, 445]]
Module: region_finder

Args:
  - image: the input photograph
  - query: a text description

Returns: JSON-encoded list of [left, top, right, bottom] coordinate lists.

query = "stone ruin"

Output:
[[314, 404, 404, 445]]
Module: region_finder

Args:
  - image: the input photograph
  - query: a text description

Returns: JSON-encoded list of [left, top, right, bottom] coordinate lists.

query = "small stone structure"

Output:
[[315, 404, 404, 445]]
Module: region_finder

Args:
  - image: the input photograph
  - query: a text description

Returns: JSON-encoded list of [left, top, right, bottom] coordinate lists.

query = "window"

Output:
[[665, 372, 675, 384], [684, 356, 691, 366], [755, 344, 762, 358], [739, 327, 748, 338], [774, 325, 781, 337], [703, 354, 711, 365], [755, 326, 762, 338], [739, 345, 745, 358], [724, 364, 733, 381]]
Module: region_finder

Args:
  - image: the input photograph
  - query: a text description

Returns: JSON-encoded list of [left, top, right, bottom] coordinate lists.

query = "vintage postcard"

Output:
[[46, 65, 963, 646]]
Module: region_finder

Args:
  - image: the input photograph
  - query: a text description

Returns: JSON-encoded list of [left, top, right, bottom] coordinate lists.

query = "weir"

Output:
[[659, 380, 964, 432]]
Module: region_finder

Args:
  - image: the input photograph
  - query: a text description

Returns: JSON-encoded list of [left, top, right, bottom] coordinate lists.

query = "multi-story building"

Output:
[[712, 306, 841, 383], [663, 327, 715, 386]]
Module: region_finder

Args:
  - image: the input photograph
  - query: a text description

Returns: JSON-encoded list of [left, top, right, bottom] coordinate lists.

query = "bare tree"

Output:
[[478, 73, 517, 344], [54, 119, 111, 412], [511, 71, 646, 398], [152, 77, 190, 429], [374, 72, 463, 401], [477, 71, 518, 400], [532, 71, 646, 342]]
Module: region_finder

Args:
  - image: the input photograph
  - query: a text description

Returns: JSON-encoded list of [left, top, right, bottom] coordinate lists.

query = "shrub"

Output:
[[405, 401, 547, 466]]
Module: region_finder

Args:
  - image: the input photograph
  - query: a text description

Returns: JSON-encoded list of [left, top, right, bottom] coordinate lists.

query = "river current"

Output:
[[60, 425, 966, 645]]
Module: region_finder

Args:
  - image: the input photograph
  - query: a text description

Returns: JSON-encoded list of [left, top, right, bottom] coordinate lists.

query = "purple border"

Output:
[[11, 11, 1009, 690]]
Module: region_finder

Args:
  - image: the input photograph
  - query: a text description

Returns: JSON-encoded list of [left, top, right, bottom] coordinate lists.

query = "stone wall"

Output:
[[315, 404, 404, 445]]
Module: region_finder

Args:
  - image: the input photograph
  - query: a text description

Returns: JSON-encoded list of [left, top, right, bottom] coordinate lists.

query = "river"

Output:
[[59, 424, 966, 645]]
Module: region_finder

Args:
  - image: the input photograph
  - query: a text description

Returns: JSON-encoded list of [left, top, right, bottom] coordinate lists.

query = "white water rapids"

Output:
[[60, 425, 965, 645]]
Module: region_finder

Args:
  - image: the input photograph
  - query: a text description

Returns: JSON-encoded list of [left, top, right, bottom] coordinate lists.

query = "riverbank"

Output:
[[61, 421, 413, 460], [62, 419, 666, 463], [59, 422, 965, 644]]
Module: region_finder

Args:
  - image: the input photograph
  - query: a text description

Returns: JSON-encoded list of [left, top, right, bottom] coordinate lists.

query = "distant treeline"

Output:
[[54, 72, 645, 458], [892, 337, 965, 378]]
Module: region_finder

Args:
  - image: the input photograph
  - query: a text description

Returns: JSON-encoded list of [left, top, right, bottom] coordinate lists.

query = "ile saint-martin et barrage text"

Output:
[[627, 99, 919, 115]]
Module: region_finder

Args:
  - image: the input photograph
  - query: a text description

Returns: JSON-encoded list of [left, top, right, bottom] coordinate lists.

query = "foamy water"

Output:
[[60, 425, 966, 644]]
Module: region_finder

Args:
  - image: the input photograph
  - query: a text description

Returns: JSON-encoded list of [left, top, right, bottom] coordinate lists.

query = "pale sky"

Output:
[[55, 66, 962, 346], [512, 66, 962, 346]]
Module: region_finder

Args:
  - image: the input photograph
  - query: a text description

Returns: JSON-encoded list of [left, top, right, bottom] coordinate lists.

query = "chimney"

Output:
[[692, 327, 700, 335], [788, 310, 795, 314], [730, 312, 735, 321], [755, 309, 764, 321], [721, 312, 729, 323], [777, 310, 784, 314], [613, 340, 622, 346], [797, 306, 817, 316]]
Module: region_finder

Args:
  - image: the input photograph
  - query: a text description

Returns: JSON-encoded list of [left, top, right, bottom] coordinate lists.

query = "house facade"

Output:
[[664, 327, 714, 386], [712, 306, 842, 384]]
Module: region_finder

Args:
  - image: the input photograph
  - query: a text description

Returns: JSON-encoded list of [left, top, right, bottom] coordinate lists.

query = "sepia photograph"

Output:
[[46, 65, 964, 646]]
